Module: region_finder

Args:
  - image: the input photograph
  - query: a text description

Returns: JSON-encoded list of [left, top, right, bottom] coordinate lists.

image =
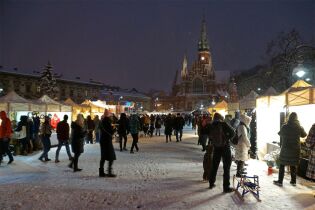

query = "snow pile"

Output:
[[0, 128, 314, 210]]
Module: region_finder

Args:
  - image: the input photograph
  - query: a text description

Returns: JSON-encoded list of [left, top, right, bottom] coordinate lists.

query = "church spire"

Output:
[[181, 54, 188, 79], [198, 15, 209, 52]]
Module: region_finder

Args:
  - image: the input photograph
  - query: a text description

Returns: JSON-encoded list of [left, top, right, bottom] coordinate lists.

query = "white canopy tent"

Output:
[[239, 90, 259, 111], [256, 87, 285, 157], [0, 91, 33, 120]]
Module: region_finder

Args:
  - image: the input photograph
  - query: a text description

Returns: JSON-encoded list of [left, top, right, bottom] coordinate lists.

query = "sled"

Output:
[[233, 174, 261, 202]]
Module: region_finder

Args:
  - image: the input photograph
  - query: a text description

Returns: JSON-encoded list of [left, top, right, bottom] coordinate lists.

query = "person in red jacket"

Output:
[[0, 111, 14, 165]]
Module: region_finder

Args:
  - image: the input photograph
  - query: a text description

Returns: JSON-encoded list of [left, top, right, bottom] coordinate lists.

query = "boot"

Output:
[[107, 163, 116, 178], [236, 161, 244, 177], [99, 168, 106, 177]]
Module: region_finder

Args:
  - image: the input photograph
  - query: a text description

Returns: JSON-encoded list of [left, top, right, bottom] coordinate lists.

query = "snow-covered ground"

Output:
[[0, 127, 314, 210]]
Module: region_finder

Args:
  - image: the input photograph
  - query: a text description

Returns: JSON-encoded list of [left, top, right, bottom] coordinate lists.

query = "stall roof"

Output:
[[37, 95, 61, 105], [239, 90, 259, 110], [262, 87, 278, 96], [0, 91, 31, 103], [282, 80, 312, 94]]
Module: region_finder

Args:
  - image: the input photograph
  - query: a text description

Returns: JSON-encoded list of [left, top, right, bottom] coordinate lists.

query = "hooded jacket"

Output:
[[235, 114, 251, 161], [0, 111, 12, 139]]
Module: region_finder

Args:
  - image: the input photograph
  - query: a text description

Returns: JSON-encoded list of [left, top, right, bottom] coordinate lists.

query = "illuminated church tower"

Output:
[[172, 16, 227, 111]]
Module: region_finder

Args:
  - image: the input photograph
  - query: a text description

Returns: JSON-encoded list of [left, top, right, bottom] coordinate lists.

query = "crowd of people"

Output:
[[199, 111, 315, 193], [1, 109, 315, 191]]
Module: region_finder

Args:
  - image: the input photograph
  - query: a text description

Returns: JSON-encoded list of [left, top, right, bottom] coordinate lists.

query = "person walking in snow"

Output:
[[235, 114, 251, 177], [55, 115, 73, 163], [99, 109, 116, 177], [0, 111, 14, 165], [174, 113, 185, 142], [85, 115, 95, 144], [155, 115, 162, 136], [69, 114, 86, 172], [129, 113, 140, 153], [38, 116, 52, 162], [274, 112, 307, 187], [117, 113, 129, 151], [164, 114, 173, 143], [208, 113, 235, 193]]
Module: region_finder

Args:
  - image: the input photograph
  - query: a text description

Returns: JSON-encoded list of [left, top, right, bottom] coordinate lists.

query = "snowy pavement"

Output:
[[0, 128, 314, 210]]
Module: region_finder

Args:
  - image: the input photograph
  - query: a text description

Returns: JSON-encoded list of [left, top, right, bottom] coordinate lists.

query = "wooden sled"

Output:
[[233, 175, 261, 202]]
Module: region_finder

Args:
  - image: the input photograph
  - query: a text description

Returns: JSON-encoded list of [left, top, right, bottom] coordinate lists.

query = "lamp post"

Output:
[[118, 96, 123, 114]]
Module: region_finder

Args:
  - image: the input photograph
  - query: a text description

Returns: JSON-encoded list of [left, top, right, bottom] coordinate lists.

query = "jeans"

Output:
[[175, 129, 183, 141], [119, 134, 127, 150], [39, 135, 51, 160], [95, 131, 100, 143], [209, 146, 232, 190], [55, 140, 72, 161], [130, 133, 139, 152], [155, 128, 161, 136]]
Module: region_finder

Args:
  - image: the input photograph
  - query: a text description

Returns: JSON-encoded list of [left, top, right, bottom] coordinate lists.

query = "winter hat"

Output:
[[240, 114, 251, 127]]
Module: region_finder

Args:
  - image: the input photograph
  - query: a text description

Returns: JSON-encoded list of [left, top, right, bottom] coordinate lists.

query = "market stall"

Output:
[[239, 90, 259, 113], [256, 87, 285, 158], [36, 95, 72, 129], [207, 100, 228, 117], [82, 100, 105, 118], [282, 80, 315, 177], [0, 91, 33, 121], [64, 98, 91, 120]]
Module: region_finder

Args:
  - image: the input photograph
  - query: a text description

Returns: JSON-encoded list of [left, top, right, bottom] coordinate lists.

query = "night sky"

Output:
[[1, 0, 314, 92]]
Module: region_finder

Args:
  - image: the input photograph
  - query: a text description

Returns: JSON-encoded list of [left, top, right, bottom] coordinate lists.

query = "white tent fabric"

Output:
[[37, 95, 71, 112], [239, 90, 259, 110], [0, 91, 31, 112]]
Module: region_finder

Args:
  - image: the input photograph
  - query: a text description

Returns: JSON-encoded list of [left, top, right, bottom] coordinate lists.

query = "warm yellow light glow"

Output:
[[288, 104, 315, 135], [256, 95, 285, 157]]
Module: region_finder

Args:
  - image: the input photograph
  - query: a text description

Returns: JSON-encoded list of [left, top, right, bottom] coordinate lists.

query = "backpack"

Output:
[[210, 122, 227, 147], [231, 128, 239, 145], [231, 122, 249, 145]]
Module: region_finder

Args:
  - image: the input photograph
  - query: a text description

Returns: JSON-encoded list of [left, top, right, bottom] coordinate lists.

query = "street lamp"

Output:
[[292, 63, 307, 79]]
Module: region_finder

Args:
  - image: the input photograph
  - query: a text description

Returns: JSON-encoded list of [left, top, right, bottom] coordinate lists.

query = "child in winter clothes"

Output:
[[235, 114, 251, 177], [203, 144, 213, 181]]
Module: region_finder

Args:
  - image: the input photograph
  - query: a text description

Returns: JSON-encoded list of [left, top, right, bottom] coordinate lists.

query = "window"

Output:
[[26, 83, 31, 93], [192, 78, 203, 93], [70, 89, 74, 97]]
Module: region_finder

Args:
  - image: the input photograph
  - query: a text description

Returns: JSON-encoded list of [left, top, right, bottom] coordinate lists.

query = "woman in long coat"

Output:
[[99, 109, 116, 177], [69, 114, 86, 172], [274, 112, 307, 186], [235, 114, 251, 177], [306, 124, 315, 180]]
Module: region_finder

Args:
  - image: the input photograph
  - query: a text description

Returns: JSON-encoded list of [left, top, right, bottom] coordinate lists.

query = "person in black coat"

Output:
[[117, 113, 129, 151], [174, 113, 185, 142], [164, 114, 173, 143], [99, 109, 117, 177], [208, 113, 235, 193], [69, 114, 86, 172]]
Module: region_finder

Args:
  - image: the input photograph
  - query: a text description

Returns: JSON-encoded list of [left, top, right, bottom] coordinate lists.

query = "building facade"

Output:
[[0, 69, 103, 103], [171, 17, 228, 111]]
